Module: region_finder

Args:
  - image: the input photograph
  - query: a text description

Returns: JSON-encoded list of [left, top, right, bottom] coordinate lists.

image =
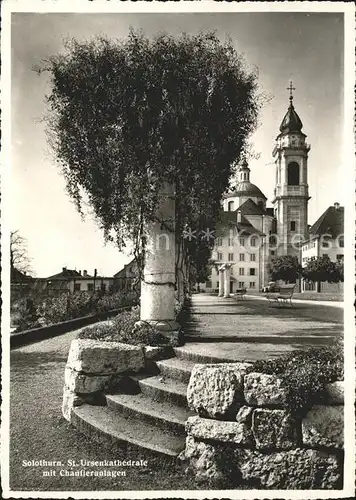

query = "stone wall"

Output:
[[182, 363, 344, 489], [62, 338, 172, 421]]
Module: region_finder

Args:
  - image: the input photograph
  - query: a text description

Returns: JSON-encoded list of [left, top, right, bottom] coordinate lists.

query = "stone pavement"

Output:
[[182, 294, 343, 362]]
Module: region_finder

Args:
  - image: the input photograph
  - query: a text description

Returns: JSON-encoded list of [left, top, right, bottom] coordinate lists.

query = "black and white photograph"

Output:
[[1, 1, 355, 498]]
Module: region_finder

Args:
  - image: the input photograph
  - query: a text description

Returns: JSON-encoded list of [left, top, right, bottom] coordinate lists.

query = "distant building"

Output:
[[114, 259, 140, 292], [301, 203, 344, 292], [32, 267, 115, 295]]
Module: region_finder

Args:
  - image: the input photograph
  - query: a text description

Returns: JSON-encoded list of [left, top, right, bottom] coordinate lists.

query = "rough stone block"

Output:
[[302, 405, 344, 449], [234, 448, 341, 489], [325, 382, 344, 405], [66, 339, 144, 374], [181, 435, 236, 486], [186, 413, 253, 446], [252, 409, 300, 450], [187, 362, 253, 419], [64, 367, 111, 394], [244, 372, 287, 406]]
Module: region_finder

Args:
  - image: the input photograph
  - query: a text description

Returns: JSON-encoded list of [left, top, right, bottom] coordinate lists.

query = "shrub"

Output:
[[78, 307, 167, 346], [252, 345, 344, 415], [95, 291, 139, 312]]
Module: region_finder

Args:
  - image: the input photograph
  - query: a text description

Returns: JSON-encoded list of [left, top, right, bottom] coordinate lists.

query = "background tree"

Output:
[[40, 30, 260, 289], [302, 255, 343, 292], [268, 255, 302, 284], [10, 230, 33, 277]]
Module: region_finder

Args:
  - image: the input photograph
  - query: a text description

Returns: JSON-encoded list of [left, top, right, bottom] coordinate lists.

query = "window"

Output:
[[249, 282, 256, 288], [250, 254, 256, 262], [228, 201, 234, 212], [339, 237, 344, 248], [249, 268, 256, 276], [216, 281, 219, 288], [322, 240, 330, 248], [230, 267, 233, 275], [336, 254, 344, 260], [239, 268, 245, 276], [228, 237, 234, 246], [271, 251, 275, 256], [322, 253, 328, 257], [217, 252, 223, 261], [250, 237, 257, 247], [290, 221, 296, 231], [287, 162, 300, 185], [239, 237, 245, 246], [206, 280, 212, 288], [74, 283, 81, 292], [238, 282, 245, 288], [239, 253, 245, 261], [216, 237, 223, 247], [87, 283, 94, 292], [228, 253, 234, 261]]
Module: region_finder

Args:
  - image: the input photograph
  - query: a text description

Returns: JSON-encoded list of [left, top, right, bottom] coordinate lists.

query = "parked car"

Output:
[[261, 281, 280, 293]]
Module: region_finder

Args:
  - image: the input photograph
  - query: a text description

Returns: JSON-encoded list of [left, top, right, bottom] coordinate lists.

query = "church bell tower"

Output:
[[272, 82, 310, 257]]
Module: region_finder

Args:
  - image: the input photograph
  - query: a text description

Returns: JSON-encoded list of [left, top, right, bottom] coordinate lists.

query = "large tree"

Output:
[[40, 30, 260, 279], [268, 255, 302, 284], [10, 230, 32, 276]]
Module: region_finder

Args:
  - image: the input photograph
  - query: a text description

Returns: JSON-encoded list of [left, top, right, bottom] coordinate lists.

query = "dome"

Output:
[[279, 102, 303, 134], [235, 181, 267, 200]]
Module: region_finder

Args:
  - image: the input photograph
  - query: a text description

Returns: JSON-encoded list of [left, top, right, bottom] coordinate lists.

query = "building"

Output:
[[203, 83, 343, 295], [114, 258, 140, 292], [301, 203, 344, 292], [32, 268, 115, 295]]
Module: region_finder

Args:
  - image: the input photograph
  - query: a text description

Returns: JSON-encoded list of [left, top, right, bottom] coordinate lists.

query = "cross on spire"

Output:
[[287, 81, 296, 102]]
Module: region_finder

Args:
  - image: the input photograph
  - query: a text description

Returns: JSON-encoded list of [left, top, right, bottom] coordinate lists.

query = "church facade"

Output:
[[202, 84, 343, 295]]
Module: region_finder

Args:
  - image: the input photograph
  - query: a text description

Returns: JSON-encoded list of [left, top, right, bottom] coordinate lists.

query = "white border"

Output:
[[1, 1, 355, 499]]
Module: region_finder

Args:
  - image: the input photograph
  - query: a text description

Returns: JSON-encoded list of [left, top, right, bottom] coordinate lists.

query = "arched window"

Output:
[[287, 162, 300, 185], [228, 201, 234, 212]]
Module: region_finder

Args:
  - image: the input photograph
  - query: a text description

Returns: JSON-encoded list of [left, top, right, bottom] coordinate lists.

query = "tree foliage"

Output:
[[302, 255, 343, 284], [40, 30, 260, 270], [267, 255, 302, 284]]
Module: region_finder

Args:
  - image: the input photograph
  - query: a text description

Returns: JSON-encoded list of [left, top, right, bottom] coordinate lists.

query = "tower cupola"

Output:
[[279, 81, 303, 134], [238, 159, 250, 182]]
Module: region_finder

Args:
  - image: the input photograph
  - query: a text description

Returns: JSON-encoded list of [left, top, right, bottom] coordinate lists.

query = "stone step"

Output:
[[174, 345, 239, 364], [71, 404, 185, 458], [106, 393, 194, 435], [155, 357, 197, 384], [134, 374, 188, 408]]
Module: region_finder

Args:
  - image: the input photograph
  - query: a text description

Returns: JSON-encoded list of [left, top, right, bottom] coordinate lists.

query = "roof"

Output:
[[238, 198, 266, 216], [223, 181, 267, 200], [309, 205, 344, 238], [215, 210, 264, 236], [279, 101, 303, 134], [114, 258, 137, 278], [46, 268, 82, 280], [11, 267, 33, 283]]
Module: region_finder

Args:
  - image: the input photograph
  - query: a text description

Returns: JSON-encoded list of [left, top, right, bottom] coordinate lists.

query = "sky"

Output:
[[10, 11, 344, 278]]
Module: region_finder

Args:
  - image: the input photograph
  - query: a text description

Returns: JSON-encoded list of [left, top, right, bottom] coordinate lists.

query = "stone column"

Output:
[[140, 183, 180, 338], [223, 265, 231, 298], [218, 266, 225, 297]]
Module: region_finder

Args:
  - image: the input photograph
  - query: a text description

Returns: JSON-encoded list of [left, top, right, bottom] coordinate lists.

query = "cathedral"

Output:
[[203, 83, 343, 295]]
